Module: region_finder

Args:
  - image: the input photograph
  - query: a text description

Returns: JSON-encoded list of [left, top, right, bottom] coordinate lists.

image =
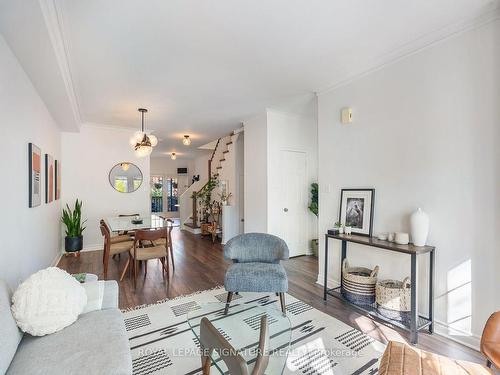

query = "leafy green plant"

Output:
[[308, 182, 318, 217], [197, 177, 219, 222], [61, 199, 86, 237]]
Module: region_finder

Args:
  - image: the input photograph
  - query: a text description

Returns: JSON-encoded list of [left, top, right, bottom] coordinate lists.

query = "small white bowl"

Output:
[[377, 233, 388, 241]]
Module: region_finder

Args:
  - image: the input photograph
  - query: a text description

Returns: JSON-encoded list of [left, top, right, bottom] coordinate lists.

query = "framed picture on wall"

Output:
[[55, 159, 61, 200], [45, 154, 54, 203], [28, 143, 42, 207], [339, 188, 375, 236]]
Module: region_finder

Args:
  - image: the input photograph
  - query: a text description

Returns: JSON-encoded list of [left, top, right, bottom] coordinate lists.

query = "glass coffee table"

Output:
[[187, 302, 292, 374]]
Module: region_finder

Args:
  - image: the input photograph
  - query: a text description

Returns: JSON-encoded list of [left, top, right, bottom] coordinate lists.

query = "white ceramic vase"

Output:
[[410, 208, 429, 246]]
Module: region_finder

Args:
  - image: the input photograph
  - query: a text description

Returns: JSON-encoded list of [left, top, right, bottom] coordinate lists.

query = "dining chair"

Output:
[[99, 221, 134, 280], [129, 228, 169, 289], [153, 219, 175, 270], [118, 213, 140, 236], [199, 315, 269, 375]]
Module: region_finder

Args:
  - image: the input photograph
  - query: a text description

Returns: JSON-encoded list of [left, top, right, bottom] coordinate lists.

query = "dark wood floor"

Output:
[[58, 227, 488, 366]]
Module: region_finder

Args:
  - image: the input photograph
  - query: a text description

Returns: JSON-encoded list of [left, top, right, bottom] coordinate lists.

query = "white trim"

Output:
[[51, 251, 63, 267], [316, 272, 482, 350], [317, 8, 500, 95], [316, 273, 340, 289], [38, 0, 82, 127], [433, 320, 481, 351]]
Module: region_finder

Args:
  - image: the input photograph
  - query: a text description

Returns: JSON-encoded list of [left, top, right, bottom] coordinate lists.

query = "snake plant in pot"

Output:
[[62, 199, 86, 253]]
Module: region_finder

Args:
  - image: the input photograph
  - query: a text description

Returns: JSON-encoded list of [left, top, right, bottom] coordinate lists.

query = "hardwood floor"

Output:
[[58, 227, 488, 366]]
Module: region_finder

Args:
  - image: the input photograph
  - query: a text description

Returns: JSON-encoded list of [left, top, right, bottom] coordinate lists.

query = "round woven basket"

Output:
[[376, 277, 411, 320], [341, 259, 379, 306]]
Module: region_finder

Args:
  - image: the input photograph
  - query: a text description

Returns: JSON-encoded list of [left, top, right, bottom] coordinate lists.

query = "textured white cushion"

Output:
[[11, 267, 87, 336]]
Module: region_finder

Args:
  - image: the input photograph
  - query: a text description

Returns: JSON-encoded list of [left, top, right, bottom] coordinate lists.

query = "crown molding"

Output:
[[317, 7, 500, 95], [38, 0, 82, 127]]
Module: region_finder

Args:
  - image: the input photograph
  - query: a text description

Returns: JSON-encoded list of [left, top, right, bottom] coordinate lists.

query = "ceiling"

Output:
[[1, 0, 499, 158]]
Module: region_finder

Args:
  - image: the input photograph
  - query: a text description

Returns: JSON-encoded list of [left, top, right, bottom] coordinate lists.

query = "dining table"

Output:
[[105, 214, 179, 233]]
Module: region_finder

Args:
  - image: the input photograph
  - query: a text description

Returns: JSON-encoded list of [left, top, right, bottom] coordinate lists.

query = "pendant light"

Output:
[[129, 108, 158, 157], [171, 152, 177, 160], [182, 135, 191, 146]]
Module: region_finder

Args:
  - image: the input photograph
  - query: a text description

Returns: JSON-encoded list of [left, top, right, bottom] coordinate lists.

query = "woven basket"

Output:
[[376, 277, 411, 320], [341, 259, 379, 305]]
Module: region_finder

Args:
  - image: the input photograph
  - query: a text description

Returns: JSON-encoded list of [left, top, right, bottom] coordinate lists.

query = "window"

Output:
[[166, 178, 178, 212], [151, 176, 163, 212]]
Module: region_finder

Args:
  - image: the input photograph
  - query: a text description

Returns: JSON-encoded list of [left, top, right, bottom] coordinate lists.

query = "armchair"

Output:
[[223, 233, 289, 313]]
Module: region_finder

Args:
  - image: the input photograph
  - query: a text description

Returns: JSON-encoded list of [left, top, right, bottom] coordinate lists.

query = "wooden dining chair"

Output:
[[118, 213, 140, 236], [153, 219, 175, 270], [99, 221, 134, 280], [129, 228, 169, 289]]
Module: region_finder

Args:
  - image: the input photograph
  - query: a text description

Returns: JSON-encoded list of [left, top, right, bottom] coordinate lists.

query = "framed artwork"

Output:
[[45, 154, 54, 203], [339, 188, 375, 237], [55, 159, 61, 200], [28, 143, 42, 207]]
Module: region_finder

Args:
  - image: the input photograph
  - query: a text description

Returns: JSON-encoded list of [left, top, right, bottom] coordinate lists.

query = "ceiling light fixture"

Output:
[[182, 135, 191, 146], [120, 163, 130, 171], [129, 108, 158, 157], [171, 152, 177, 160]]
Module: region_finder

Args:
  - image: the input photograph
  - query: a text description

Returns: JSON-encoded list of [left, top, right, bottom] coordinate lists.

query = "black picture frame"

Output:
[[339, 188, 375, 237]]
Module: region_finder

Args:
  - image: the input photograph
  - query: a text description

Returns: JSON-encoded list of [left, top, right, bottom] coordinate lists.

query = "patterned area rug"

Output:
[[123, 287, 386, 374]]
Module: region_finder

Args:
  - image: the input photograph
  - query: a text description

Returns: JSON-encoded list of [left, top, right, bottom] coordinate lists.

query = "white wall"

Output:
[[150, 157, 193, 177], [61, 124, 150, 249], [243, 101, 318, 248], [317, 20, 500, 348], [267, 110, 318, 252], [243, 113, 268, 233], [192, 150, 212, 182], [0, 35, 61, 287]]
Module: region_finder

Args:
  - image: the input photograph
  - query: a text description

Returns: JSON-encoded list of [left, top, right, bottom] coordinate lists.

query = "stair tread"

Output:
[[220, 159, 225, 162], [216, 166, 222, 169], [223, 150, 229, 153], [226, 142, 232, 145]]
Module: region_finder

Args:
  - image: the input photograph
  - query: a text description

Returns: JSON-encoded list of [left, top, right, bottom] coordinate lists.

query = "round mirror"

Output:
[[109, 162, 143, 193]]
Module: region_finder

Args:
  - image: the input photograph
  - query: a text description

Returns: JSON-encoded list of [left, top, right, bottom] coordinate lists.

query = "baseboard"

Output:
[[433, 320, 481, 351], [316, 273, 482, 350], [51, 251, 63, 267], [316, 273, 340, 289], [81, 244, 103, 252], [60, 244, 103, 254]]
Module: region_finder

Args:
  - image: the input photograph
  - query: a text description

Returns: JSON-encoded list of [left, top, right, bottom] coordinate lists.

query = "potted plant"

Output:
[[62, 199, 86, 254], [334, 221, 344, 234], [308, 183, 319, 256]]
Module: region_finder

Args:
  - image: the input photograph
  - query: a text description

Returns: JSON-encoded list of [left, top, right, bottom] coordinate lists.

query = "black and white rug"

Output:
[[122, 287, 385, 374]]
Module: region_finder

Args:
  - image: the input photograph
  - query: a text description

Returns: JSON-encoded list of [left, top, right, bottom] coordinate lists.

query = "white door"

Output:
[[279, 150, 308, 257]]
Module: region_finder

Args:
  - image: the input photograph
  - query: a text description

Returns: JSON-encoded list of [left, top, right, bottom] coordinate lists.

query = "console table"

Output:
[[323, 233, 435, 344]]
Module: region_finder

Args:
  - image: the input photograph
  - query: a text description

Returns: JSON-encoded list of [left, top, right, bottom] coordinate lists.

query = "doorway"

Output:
[[278, 150, 308, 257]]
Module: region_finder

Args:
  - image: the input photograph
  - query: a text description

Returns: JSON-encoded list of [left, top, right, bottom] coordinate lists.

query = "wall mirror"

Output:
[[109, 162, 143, 193]]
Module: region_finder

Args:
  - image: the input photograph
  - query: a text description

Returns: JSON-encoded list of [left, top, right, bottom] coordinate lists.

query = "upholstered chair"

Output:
[[481, 311, 500, 369], [223, 233, 289, 313]]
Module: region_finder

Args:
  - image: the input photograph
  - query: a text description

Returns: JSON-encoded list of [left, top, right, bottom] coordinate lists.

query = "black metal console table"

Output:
[[323, 233, 435, 344]]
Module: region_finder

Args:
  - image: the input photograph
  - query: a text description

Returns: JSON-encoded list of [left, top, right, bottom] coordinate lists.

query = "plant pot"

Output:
[[311, 239, 318, 256], [65, 236, 83, 252]]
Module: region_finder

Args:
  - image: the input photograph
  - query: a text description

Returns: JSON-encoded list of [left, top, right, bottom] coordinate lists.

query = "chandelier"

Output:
[[129, 108, 158, 157]]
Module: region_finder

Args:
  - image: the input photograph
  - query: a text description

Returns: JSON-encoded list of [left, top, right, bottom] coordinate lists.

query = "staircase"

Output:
[[180, 131, 239, 233]]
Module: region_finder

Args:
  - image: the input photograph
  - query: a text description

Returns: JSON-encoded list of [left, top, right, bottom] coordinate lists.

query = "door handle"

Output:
[[283, 208, 288, 212]]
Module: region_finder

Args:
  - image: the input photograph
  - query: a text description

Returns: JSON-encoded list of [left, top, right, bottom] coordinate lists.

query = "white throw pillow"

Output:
[[11, 267, 87, 336]]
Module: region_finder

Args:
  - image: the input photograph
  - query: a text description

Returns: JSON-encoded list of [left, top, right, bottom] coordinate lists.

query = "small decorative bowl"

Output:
[[377, 233, 388, 241]]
